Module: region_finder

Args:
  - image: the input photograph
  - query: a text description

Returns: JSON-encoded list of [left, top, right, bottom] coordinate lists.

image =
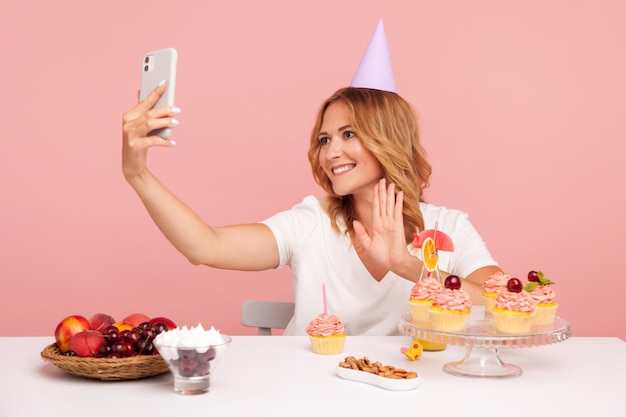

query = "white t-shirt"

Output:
[[261, 195, 497, 336]]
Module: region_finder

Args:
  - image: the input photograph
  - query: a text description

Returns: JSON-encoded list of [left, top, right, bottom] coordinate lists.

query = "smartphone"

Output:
[[139, 47, 177, 138]]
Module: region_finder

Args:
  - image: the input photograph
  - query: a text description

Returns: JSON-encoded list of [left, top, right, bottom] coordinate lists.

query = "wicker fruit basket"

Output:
[[40, 343, 169, 381]]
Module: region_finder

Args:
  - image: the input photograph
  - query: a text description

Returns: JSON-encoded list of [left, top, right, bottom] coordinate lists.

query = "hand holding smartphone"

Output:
[[139, 47, 177, 139]]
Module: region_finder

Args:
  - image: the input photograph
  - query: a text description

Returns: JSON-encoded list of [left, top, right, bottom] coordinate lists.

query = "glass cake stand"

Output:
[[398, 306, 571, 379]]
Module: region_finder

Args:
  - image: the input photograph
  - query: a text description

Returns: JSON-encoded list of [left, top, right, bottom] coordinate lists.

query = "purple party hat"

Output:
[[350, 20, 397, 93]]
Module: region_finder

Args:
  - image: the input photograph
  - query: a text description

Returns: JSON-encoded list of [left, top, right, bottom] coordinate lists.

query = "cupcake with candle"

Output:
[[306, 313, 346, 355], [525, 270, 558, 325], [492, 277, 536, 334], [306, 284, 346, 355]]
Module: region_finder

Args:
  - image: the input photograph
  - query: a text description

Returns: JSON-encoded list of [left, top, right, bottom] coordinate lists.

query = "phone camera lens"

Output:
[[144, 65, 149, 72], [144, 57, 150, 64]]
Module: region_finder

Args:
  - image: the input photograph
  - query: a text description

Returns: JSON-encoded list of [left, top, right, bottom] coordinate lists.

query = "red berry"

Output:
[[507, 278, 523, 293], [444, 275, 461, 290], [528, 271, 540, 282]]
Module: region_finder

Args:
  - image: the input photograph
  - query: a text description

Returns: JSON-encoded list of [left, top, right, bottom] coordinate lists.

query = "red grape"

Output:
[[178, 349, 197, 361], [152, 322, 168, 335], [137, 321, 152, 330], [127, 329, 143, 345], [178, 359, 198, 377], [97, 344, 111, 357], [136, 339, 154, 355], [111, 341, 135, 357], [195, 360, 210, 376], [196, 347, 216, 362]]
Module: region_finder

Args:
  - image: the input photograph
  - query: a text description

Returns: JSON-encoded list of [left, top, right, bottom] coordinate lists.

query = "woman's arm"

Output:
[[122, 84, 279, 270], [352, 179, 502, 302], [439, 265, 503, 305]]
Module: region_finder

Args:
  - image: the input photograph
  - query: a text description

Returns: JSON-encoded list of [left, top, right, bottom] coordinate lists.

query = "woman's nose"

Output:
[[326, 137, 343, 158]]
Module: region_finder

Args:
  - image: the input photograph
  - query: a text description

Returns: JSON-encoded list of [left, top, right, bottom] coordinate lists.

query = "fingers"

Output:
[[352, 220, 372, 248], [385, 181, 396, 217], [394, 190, 404, 219], [140, 81, 167, 108], [374, 178, 401, 218], [125, 82, 168, 122]]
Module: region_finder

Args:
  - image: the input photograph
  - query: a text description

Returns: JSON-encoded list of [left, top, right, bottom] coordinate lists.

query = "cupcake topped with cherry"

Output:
[[492, 277, 536, 334], [428, 275, 472, 332], [524, 270, 558, 325]]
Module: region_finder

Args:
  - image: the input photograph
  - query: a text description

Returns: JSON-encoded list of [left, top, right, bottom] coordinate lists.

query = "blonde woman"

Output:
[[122, 84, 501, 335]]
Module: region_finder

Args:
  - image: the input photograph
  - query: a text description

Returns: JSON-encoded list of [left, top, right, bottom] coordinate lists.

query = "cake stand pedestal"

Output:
[[398, 306, 571, 379]]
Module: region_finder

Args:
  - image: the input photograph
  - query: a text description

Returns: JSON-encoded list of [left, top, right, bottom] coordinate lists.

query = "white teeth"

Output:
[[333, 165, 355, 174]]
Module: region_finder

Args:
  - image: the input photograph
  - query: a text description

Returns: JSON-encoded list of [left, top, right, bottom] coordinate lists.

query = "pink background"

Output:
[[2, 1, 625, 341]]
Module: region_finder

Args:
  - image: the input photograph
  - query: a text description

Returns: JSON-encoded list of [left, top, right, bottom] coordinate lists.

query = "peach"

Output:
[[149, 316, 177, 330], [68, 330, 106, 357], [122, 313, 151, 327], [112, 322, 134, 332], [54, 315, 90, 353], [89, 313, 116, 333]]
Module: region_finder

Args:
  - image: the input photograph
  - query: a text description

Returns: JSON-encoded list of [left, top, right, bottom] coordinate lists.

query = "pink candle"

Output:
[[322, 283, 328, 316]]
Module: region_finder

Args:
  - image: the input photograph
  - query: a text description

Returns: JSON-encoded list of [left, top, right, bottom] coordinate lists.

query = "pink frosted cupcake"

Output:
[[408, 276, 442, 323], [481, 272, 511, 313], [306, 314, 346, 355], [428, 275, 472, 331], [525, 270, 558, 325], [492, 278, 536, 334]]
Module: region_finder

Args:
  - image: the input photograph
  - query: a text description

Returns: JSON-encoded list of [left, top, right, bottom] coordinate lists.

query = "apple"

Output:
[[55, 315, 90, 353], [122, 313, 151, 327], [89, 313, 115, 333], [68, 330, 107, 357], [149, 316, 177, 330]]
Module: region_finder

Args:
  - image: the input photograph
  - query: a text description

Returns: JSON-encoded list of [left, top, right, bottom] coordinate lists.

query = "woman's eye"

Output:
[[344, 131, 355, 139], [319, 136, 330, 145]]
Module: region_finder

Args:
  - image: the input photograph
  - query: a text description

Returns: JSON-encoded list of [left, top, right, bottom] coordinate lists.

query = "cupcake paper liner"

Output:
[[532, 303, 558, 325], [408, 299, 433, 323], [428, 307, 470, 332], [308, 334, 346, 355], [492, 308, 534, 334], [481, 292, 497, 314]]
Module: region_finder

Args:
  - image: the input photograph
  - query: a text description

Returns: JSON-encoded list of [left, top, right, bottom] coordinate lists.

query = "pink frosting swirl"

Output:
[[495, 290, 536, 312], [432, 288, 472, 311], [306, 314, 345, 336], [410, 276, 442, 300], [528, 285, 556, 304], [482, 272, 510, 294]]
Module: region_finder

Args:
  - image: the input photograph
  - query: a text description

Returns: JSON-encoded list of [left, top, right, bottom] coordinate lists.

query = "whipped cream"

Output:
[[306, 314, 345, 336], [410, 276, 441, 300], [528, 284, 557, 305], [495, 290, 536, 312], [154, 324, 227, 360], [482, 272, 511, 294], [432, 288, 472, 311]]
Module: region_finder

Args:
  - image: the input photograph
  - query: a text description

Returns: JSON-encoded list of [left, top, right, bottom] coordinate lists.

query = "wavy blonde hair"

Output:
[[307, 87, 432, 243]]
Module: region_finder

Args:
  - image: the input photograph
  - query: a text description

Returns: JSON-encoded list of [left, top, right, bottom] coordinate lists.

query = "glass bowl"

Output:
[[153, 334, 232, 395]]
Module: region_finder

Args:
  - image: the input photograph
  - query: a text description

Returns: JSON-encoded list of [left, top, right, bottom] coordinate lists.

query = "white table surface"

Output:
[[1, 335, 625, 416]]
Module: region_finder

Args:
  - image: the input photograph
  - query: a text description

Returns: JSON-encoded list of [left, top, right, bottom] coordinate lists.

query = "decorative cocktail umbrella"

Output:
[[412, 229, 454, 252], [412, 223, 454, 284]]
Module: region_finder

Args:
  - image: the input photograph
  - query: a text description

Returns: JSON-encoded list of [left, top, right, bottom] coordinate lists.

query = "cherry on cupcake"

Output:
[[444, 275, 461, 290], [507, 278, 523, 293], [528, 271, 540, 282]]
